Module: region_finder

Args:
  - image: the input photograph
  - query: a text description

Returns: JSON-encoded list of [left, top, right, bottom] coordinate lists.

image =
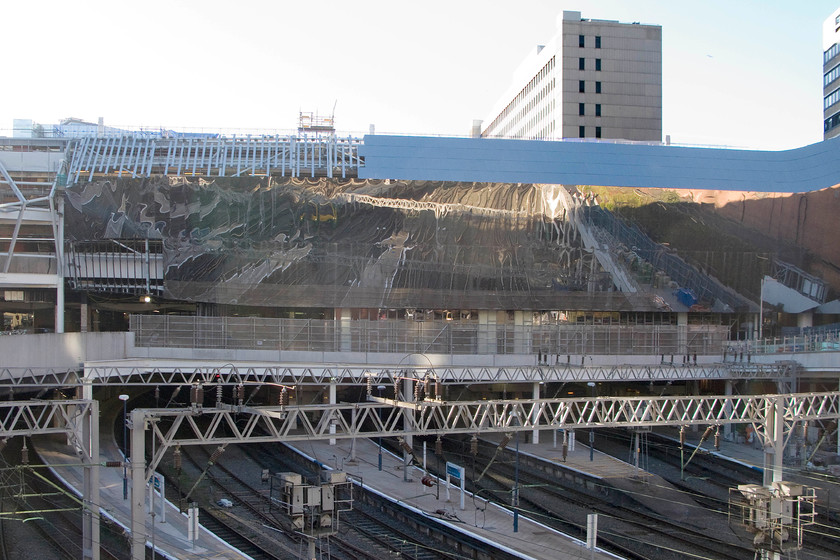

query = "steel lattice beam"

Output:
[[75, 361, 796, 388], [0, 360, 795, 389], [0, 399, 93, 438], [137, 391, 840, 476]]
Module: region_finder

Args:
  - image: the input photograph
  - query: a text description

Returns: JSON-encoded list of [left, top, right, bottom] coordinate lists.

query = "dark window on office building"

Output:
[[595, 104, 601, 117], [595, 36, 601, 48], [596, 126, 602, 138], [595, 58, 601, 71], [579, 80, 585, 93], [595, 81, 602, 94], [579, 35, 585, 48], [579, 57, 585, 70], [579, 125, 586, 138], [579, 103, 585, 116]]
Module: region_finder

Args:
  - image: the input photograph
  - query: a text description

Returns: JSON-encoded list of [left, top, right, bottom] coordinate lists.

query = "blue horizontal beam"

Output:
[[359, 135, 840, 193]]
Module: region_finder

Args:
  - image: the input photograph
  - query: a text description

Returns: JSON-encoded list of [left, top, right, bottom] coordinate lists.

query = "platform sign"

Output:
[[445, 462, 465, 510], [446, 462, 464, 481]]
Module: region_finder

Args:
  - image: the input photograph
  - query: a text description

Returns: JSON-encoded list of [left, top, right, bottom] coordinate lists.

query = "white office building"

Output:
[[824, 7, 840, 139], [480, 11, 661, 142]]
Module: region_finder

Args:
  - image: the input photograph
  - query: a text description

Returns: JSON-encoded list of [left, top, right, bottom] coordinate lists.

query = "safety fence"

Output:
[[131, 315, 728, 356]]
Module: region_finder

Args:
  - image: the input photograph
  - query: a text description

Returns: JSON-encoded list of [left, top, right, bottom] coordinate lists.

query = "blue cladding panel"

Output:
[[359, 135, 840, 193]]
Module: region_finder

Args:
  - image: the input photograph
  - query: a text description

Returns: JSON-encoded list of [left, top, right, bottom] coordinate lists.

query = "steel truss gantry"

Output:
[[66, 134, 363, 182], [0, 360, 794, 389], [0, 399, 100, 560], [70, 361, 795, 389], [125, 391, 840, 559]]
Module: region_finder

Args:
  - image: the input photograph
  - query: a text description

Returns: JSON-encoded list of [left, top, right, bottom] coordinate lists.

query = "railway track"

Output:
[[171, 442, 446, 560], [239, 442, 470, 560], [2, 436, 126, 560], [435, 435, 756, 560], [595, 428, 840, 560]]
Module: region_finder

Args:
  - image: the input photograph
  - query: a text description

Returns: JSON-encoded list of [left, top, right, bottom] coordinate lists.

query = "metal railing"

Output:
[[66, 134, 363, 183], [751, 330, 840, 355], [130, 315, 729, 356]]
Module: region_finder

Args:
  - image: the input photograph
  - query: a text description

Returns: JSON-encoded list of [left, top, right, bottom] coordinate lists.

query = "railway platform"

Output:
[[34, 432, 252, 559], [289, 437, 620, 560], [477, 430, 707, 525]]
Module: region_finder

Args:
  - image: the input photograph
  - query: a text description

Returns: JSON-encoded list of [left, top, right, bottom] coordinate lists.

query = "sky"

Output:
[[4, 0, 839, 150]]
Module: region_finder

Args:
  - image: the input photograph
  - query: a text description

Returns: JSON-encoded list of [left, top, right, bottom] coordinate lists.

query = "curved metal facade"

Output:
[[359, 135, 840, 193]]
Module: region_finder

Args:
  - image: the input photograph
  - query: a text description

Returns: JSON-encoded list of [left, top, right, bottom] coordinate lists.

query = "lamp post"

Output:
[[118, 394, 129, 500], [587, 382, 596, 462], [759, 275, 765, 341], [377, 385, 385, 471]]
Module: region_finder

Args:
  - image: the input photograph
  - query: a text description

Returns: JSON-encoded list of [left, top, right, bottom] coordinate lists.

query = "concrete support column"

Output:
[[55, 196, 65, 334], [477, 310, 496, 354], [532, 382, 541, 444], [762, 396, 785, 487], [724, 380, 734, 440], [402, 378, 413, 447], [130, 409, 147, 560], [337, 308, 352, 352], [329, 381, 337, 445], [691, 380, 700, 433], [796, 311, 813, 330], [81, 399, 100, 560], [403, 377, 414, 482], [80, 300, 89, 333], [513, 310, 531, 355], [677, 312, 688, 355]]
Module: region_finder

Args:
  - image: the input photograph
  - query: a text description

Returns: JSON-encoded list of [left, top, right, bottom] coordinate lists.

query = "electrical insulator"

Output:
[[393, 380, 399, 400], [398, 437, 413, 456], [236, 384, 244, 403], [700, 426, 713, 443], [21, 443, 28, 465], [279, 387, 289, 407], [435, 379, 441, 400], [421, 475, 434, 487], [154, 385, 160, 403], [208, 446, 225, 465], [470, 435, 478, 455], [173, 445, 182, 472], [190, 385, 204, 407], [435, 436, 443, 455], [366, 376, 372, 398], [679, 426, 685, 446], [105, 461, 122, 468], [562, 441, 568, 462], [216, 384, 223, 406], [714, 427, 721, 451], [414, 380, 421, 401], [498, 433, 512, 451]]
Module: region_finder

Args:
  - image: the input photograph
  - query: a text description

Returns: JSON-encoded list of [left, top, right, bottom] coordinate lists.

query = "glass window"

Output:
[[579, 35, 585, 48], [595, 36, 601, 48], [579, 103, 585, 116], [596, 126, 602, 138], [595, 104, 601, 117], [579, 126, 585, 138], [595, 81, 602, 94], [825, 88, 840, 110], [826, 63, 840, 88], [579, 57, 585, 70], [595, 58, 602, 71], [579, 80, 585, 93]]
